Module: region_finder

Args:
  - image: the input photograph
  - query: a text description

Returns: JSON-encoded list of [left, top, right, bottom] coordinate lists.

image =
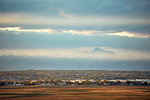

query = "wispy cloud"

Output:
[[0, 27, 57, 33], [0, 47, 150, 60], [106, 31, 150, 38], [59, 9, 74, 19], [0, 27, 150, 38], [62, 30, 109, 35], [0, 12, 150, 26], [0, 0, 150, 38]]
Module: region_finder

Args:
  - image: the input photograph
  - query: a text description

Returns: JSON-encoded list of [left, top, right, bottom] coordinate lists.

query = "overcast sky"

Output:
[[0, 0, 150, 71]]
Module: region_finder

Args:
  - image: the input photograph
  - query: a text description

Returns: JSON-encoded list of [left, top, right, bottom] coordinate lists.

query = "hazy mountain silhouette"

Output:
[[92, 47, 114, 53]]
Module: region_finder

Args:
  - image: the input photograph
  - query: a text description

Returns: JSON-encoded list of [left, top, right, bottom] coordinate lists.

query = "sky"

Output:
[[0, 0, 150, 71]]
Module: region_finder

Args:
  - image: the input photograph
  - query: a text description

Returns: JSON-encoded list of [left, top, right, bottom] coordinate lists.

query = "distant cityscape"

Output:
[[0, 70, 150, 86]]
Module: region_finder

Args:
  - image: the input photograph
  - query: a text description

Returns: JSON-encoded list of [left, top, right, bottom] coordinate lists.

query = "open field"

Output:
[[0, 86, 150, 100]]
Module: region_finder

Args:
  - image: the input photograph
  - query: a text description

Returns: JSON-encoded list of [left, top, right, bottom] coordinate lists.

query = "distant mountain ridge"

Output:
[[92, 47, 114, 53]]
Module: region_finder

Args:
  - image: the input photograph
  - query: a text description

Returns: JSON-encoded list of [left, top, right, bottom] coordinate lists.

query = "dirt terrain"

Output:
[[0, 85, 150, 100]]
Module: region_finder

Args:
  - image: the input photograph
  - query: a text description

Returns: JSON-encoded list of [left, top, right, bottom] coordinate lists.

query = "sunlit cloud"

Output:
[[62, 30, 109, 35], [107, 31, 150, 38], [0, 27, 57, 34], [0, 27, 110, 35], [0, 27, 150, 38], [0, 47, 150, 60]]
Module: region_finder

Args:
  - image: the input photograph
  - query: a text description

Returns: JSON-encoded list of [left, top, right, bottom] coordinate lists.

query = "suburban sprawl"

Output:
[[0, 70, 150, 86]]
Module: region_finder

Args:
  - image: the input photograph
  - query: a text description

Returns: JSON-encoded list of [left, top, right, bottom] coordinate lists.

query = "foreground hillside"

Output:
[[0, 86, 149, 100]]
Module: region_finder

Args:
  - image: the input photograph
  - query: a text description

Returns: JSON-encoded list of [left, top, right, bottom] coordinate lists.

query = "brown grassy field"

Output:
[[0, 85, 150, 100]]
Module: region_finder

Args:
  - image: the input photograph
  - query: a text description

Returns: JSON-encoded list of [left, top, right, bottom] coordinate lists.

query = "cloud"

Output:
[[0, 47, 150, 60], [0, 27, 150, 38], [0, 0, 150, 17], [0, 0, 150, 36], [59, 10, 74, 19], [0, 12, 150, 26], [0, 27, 58, 34], [62, 30, 109, 35], [106, 31, 150, 38]]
